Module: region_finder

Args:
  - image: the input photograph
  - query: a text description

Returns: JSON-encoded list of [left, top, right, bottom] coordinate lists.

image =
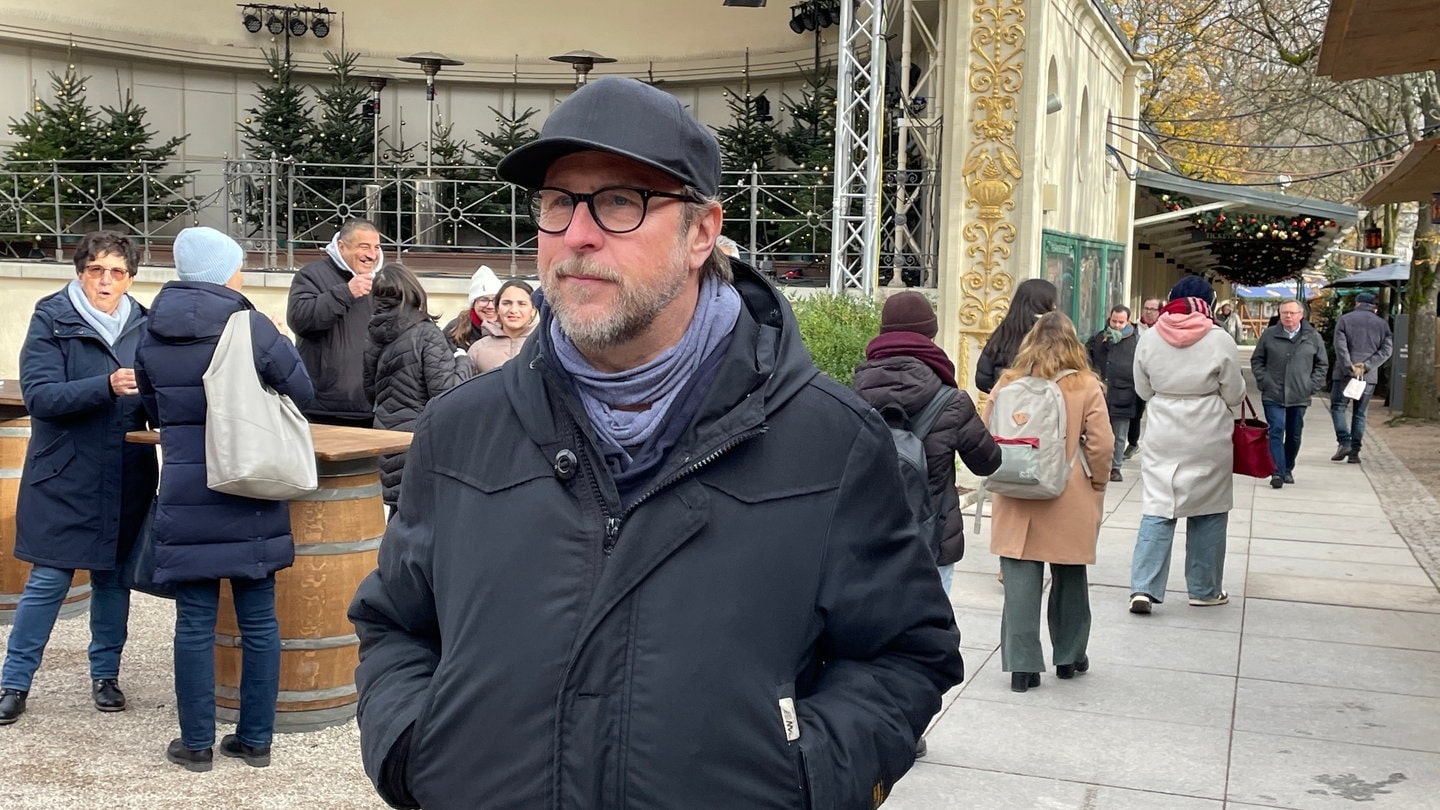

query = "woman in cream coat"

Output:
[[986, 312, 1112, 693], [1128, 279, 1246, 614], [467, 279, 536, 373]]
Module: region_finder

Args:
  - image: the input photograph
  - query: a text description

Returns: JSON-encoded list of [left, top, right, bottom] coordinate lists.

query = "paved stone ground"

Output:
[[1362, 416, 1440, 590]]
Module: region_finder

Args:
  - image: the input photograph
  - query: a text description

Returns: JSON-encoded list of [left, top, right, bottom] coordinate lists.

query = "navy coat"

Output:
[[15, 288, 158, 570], [134, 282, 314, 584]]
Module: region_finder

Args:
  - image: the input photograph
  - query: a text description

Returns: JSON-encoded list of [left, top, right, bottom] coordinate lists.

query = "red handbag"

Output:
[[1233, 397, 1275, 478]]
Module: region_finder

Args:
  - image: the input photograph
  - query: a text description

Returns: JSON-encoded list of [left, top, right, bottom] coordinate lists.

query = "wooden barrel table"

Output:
[[127, 423, 411, 732], [1, 384, 92, 623], [215, 457, 386, 732]]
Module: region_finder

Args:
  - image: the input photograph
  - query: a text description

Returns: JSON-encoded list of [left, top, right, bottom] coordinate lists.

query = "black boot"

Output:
[[0, 689, 27, 725], [93, 678, 126, 712], [1056, 657, 1091, 679], [165, 739, 213, 772], [220, 734, 272, 768], [1010, 672, 1041, 693], [1331, 443, 1351, 461], [1348, 449, 1361, 464]]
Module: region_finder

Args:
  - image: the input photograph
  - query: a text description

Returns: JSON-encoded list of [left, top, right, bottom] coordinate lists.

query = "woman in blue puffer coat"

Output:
[[134, 227, 313, 773]]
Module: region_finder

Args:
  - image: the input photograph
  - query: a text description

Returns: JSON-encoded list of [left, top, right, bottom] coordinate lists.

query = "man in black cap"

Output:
[[349, 76, 962, 809], [1329, 292, 1393, 464]]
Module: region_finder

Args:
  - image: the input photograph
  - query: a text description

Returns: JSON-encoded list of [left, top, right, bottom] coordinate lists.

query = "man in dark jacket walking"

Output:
[[1251, 299, 1329, 488], [348, 77, 964, 810], [1086, 304, 1139, 482], [1328, 292, 1393, 464], [286, 218, 382, 427]]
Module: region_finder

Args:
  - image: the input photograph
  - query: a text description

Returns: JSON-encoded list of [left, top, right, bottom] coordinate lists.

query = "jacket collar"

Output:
[[43, 288, 147, 342]]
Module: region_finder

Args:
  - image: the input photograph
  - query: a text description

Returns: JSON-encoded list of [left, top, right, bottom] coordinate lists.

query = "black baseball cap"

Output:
[[497, 76, 721, 196]]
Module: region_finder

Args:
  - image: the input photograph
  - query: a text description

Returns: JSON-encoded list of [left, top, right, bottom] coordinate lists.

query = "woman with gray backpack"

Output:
[[983, 312, 1112, 693]]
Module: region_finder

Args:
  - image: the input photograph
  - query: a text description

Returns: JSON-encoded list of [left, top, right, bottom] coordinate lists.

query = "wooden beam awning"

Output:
[[1318, 0, 1440, 81], [1357, 138, 1440, 206]]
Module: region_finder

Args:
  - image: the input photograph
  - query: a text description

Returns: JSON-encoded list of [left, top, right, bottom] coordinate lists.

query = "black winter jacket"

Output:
[[853, 356, 1002, 565], [1252, 322, 1329, 407], [15, 289, 157, 570], [135, 283, 314, 583], [287, 255, 373, 421], [348, 262, 964, 810], [1085, 328, 1139, 418], [364, 303, 472, 506]]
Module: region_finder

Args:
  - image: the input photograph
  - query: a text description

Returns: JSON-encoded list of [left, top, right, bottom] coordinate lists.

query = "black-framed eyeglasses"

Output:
[[82, 265, 133, 281], [528, 186, 694, 235]]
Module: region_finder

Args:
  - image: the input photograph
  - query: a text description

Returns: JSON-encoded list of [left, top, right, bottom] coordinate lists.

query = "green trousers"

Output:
[[999, 557, 1091, 674]]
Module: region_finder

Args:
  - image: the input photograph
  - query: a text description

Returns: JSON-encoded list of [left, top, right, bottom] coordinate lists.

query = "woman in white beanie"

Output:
[[134, 226, 313, 773], [444, 265, 502, 353]]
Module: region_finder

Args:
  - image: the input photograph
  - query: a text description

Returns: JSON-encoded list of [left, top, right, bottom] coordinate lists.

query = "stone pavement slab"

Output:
[[1234, 678, 1440, 753], [1226, 730, 1440, 809], [1238, 634, 1440, 698], [884, 764, 1225, 810], [1242, 600, 1440, 651], [1245, 573, 1440, 613]]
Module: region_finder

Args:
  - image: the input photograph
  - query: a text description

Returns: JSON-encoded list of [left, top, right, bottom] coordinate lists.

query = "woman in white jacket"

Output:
[[1128, 277, 1246, 614]]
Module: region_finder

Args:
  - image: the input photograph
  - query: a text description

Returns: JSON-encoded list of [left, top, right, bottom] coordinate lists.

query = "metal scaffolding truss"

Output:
[[829, 0, 943, 292], [829, 0, 887, 293]]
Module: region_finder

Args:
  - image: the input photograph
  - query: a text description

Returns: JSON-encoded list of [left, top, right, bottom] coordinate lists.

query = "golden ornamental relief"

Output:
[[955, 0, 1026, 391]]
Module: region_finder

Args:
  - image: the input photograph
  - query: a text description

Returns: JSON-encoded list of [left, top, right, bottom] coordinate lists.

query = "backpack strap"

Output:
[[911, 386, 958, 440]]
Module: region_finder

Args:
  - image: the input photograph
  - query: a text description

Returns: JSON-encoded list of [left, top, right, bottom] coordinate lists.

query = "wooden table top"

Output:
[[0, 379, 21, 409], [127, 423, 413, 462]]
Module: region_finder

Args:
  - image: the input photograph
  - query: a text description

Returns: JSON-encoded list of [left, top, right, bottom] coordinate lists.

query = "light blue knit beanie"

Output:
[[174, 226, 244, 285]]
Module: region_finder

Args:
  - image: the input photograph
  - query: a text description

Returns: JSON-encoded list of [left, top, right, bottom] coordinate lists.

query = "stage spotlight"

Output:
[[267, 13, 284, 35], [242, 9, 263, 33], [311, 14, 330, 38], [789, 4, 807, 34], [815, 2, 832, 27], [289, 15, 307, 36]]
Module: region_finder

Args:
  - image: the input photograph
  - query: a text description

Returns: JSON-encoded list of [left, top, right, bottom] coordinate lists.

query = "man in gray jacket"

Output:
[[1251, 299, 1329, 488], [347, 77, 962, 810], [1329, 292, 1393, 464]]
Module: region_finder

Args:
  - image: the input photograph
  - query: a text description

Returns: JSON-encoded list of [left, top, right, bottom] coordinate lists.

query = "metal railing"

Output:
[[1, 159, 939, 284]]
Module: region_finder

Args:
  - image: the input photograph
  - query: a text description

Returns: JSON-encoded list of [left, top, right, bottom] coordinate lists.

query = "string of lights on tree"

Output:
[[1154, 190, 1337, 286]]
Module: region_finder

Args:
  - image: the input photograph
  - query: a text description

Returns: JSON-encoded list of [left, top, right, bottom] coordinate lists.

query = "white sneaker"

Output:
[[1129, 594, 1152, 614], [1189, 591, 1229, 606]]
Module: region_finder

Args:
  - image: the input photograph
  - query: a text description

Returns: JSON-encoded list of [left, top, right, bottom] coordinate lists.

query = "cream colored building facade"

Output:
[[0, 0, 1141, 387]]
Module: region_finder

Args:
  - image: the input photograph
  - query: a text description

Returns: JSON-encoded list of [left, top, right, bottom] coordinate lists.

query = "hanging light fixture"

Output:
[[242, 8, 264, 33], [266, 12, 284, 35], [1363, 223, 1383, 251], [288, 14, 308, 37], [311, 13, 330, 38]]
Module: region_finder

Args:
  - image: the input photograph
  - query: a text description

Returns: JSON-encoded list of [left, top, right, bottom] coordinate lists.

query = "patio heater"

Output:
[[549, 50, 617, 87], [397, 52, 464, 176]]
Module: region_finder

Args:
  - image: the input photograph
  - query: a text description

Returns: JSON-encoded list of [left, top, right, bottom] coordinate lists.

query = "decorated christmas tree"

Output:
[[773, 63, 836, 263], [296, 49, 373, 242], [712, 86, 783, 253], [470, 102, 540, 248], [238, 49, 312, 162], [5, 64, 186, 239]]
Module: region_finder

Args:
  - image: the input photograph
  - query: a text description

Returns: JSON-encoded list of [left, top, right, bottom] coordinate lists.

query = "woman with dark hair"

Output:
[[364, 264, 473, 508], [0, 230, 158, 726], [975, 278, 1059, 393], [468, 279, 538, 373], [985, 312, 1112, 693]]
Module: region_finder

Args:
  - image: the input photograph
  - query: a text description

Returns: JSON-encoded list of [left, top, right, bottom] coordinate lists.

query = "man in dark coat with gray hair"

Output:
[[1329, 292, 1393, 464], [348, 77, 963, 810]]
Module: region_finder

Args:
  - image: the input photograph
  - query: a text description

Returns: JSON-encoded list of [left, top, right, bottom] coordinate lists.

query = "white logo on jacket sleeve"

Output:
[[778, 697, 800, 741]]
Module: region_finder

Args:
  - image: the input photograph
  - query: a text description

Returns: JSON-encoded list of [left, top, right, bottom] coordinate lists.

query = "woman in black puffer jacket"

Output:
[[363, 264, 472, 507]]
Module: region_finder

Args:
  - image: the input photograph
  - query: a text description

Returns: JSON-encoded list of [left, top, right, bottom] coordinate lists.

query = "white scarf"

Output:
[[66, 279, 131, 346]]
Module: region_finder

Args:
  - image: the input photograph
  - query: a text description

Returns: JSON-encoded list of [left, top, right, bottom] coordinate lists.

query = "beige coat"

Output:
[[985, 372, 1112, 565], [467, 321, 536, 373]]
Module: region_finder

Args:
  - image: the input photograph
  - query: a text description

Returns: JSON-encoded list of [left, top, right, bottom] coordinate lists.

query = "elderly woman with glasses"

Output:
[[0, 231, 158, 726]]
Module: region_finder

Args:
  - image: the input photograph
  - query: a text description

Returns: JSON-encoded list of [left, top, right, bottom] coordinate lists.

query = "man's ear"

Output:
[[687, 203, 723, 271]]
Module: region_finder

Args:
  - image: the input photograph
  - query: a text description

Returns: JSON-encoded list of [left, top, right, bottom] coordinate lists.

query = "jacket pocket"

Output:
[[776, 683, 812, 810], [25, 433, 75, 484]]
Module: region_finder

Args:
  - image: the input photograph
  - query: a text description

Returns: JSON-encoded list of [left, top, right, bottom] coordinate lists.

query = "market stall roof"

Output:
[[1356, 138, 1440, 206], [1233, 282, 1322, 299], [1134, 170, 1360, 281], [1325, 262, 1410, 288], [1317, 0, 1440, 81]]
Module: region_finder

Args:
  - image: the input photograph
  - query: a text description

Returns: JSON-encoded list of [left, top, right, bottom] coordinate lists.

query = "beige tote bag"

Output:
[[202, 310, 317, 500]]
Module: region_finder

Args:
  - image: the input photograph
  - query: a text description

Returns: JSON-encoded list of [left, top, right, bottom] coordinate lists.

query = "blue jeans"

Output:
[[1130, 513, 1228, 602], [2, 565, 129, 691], [1330, 379, 1376, 450], [1262, 401, 1307, 477], [174, 576, 280, 750], [937, 564, 954, 596]]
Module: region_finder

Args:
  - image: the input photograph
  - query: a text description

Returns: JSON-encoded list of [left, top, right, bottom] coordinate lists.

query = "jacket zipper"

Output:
[[601, 426, 767, 555]]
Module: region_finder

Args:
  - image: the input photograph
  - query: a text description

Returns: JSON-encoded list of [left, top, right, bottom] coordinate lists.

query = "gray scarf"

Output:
[[552, 274, 742, 456], [66, 278, 131, 347]]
